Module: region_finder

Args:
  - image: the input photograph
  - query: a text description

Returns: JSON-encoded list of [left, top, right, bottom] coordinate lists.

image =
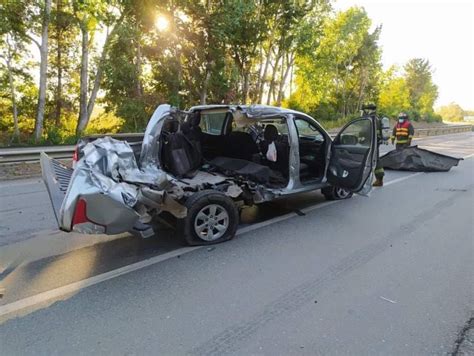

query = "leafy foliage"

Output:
[[0, 0, 444, 146], [436, 102, 466, 122], [288, 7, 382, 120]]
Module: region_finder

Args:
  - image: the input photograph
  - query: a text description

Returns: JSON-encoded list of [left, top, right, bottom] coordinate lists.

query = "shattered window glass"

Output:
[[200, 112, 226, 135], [294, 118, 324, 142]]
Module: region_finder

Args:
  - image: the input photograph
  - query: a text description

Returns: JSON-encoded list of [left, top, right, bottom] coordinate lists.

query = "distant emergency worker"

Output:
[[360, 104, 389, 187], [391, 112, 414, 149], [373, 116, 390, 187]]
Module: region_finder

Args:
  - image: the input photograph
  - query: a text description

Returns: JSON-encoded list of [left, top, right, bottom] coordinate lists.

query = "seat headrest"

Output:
[[163, 119, 179, 133], [180, 122, 192, 134], [264, 124, 279, 141], [189, 112, 201, 127]]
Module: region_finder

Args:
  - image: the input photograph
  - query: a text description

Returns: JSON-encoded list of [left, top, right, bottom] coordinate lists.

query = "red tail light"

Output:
[[71, 199, 106, 234], [72, 199, 88, 225], [72, 146, 79, 162]]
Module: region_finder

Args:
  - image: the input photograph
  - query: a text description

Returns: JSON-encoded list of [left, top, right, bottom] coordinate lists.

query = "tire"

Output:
[[177, 190, 239, 246], [321, 186, 353, 201]]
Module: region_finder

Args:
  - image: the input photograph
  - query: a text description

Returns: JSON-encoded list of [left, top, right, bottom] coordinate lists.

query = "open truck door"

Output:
[[326, 116, 377, 195]]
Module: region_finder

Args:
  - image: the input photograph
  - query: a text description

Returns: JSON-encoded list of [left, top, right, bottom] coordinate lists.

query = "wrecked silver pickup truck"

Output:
[[41, 104, 377, 245]]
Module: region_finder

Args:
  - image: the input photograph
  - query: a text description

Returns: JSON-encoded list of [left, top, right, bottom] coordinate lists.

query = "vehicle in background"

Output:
[[41, 104, 377, 245]]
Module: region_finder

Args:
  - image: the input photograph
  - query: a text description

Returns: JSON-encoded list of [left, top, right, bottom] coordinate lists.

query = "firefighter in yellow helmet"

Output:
[[391, 112, 415, 149]]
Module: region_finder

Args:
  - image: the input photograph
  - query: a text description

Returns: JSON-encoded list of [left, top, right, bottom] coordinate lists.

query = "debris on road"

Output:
[[453, 316, 474, 355], [380, 296, 397, 304]]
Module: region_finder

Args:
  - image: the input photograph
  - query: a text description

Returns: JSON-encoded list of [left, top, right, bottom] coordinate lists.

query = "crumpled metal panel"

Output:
[[60, 134, 173, 232], [139, 104, 173, 172], [82, 135, 168, 187], [60, 161, 140, 232]]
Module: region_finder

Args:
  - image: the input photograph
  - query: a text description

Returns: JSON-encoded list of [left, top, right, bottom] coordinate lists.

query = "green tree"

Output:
[[33, 0, 52, 142], [436, 102, 465, 122], [0, 1, 39, 140], [73, 0, 126, 135], [378, 66, 411, 118], [102, 2, 150, 131], [48, 0, 79, 127], [404, 58, 438, 120], [289, 6, 382, 120]]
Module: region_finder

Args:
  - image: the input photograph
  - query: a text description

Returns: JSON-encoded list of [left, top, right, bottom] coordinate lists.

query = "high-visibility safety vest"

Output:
[[391, 120, 414, 144]]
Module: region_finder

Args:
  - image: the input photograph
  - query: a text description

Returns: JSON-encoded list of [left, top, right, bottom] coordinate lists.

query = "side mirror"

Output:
[[340, 134, 358, 145]]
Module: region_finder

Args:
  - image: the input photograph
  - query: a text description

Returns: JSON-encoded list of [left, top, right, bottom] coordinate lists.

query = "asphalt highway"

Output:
[[0, 132, 472, 355]]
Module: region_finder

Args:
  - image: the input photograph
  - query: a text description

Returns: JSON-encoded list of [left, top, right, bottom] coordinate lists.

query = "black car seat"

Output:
[[182, 112, 203, 156], [259, 124, 279, 154], [259, 124, 289, 178], [224, 120, 259, 161], [188, 112, 202, 138], [161, 119, 202, 178]]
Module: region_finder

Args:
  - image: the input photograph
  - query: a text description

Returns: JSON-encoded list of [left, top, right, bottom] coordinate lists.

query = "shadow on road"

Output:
[[0, 191, 327, 305]]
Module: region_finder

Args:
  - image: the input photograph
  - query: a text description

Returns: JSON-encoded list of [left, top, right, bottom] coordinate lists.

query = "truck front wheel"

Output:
[[321, 186, 353, 201], [178, 190, 239, 246]]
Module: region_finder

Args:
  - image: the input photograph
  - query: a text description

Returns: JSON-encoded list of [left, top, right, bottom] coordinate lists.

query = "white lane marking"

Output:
[[0, 161, 464, 318], [384, 172, 423, 187]]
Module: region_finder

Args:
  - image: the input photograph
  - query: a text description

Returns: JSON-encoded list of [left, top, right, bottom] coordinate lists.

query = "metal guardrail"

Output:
[[0, 125, 472, 164], [0, 145, 76, 163], [413, 125, 473, 137], [327, 124, 472, 138]]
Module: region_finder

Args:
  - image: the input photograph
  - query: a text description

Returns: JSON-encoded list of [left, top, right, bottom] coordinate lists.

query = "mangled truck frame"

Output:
[[41, 104, 378, 245]]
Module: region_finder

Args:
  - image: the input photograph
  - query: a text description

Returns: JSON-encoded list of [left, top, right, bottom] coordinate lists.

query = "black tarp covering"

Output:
[[380, 146, 462, 172]]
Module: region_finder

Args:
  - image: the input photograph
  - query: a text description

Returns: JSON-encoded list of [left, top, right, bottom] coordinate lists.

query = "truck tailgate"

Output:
[[40, 152, 72, 226]]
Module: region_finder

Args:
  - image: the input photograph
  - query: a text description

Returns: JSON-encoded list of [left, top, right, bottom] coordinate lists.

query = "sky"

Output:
[[335, 0, 474, 110]]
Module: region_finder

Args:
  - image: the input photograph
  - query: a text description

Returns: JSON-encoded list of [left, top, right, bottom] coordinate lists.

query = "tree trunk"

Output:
[[266, 48, 282, 105], [54, 0, 62, 126], [356, 69, 368, 113], [200, 64, 212, 104], [86, 52, 103, 123], [5, 39, 19, 138], [243, 68, 250, 104], [55, 45, 62, 126], [34, 0, 52, 142], [76, 18, 124, 135], [135, 26, 143, 99], [258, 42, 273, 103], [289, 61, 294, 98], [254, 45, 264, 102], [276, 52, 294, 106], [76, 22, 89, 136]]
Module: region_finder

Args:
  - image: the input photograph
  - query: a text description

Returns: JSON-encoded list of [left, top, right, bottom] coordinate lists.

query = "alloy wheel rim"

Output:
[[335, 187, 350, 199], [194, 204, 229, 241]]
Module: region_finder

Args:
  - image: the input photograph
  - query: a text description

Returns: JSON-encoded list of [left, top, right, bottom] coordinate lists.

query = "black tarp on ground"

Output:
[[380, 146, 463, 172]]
